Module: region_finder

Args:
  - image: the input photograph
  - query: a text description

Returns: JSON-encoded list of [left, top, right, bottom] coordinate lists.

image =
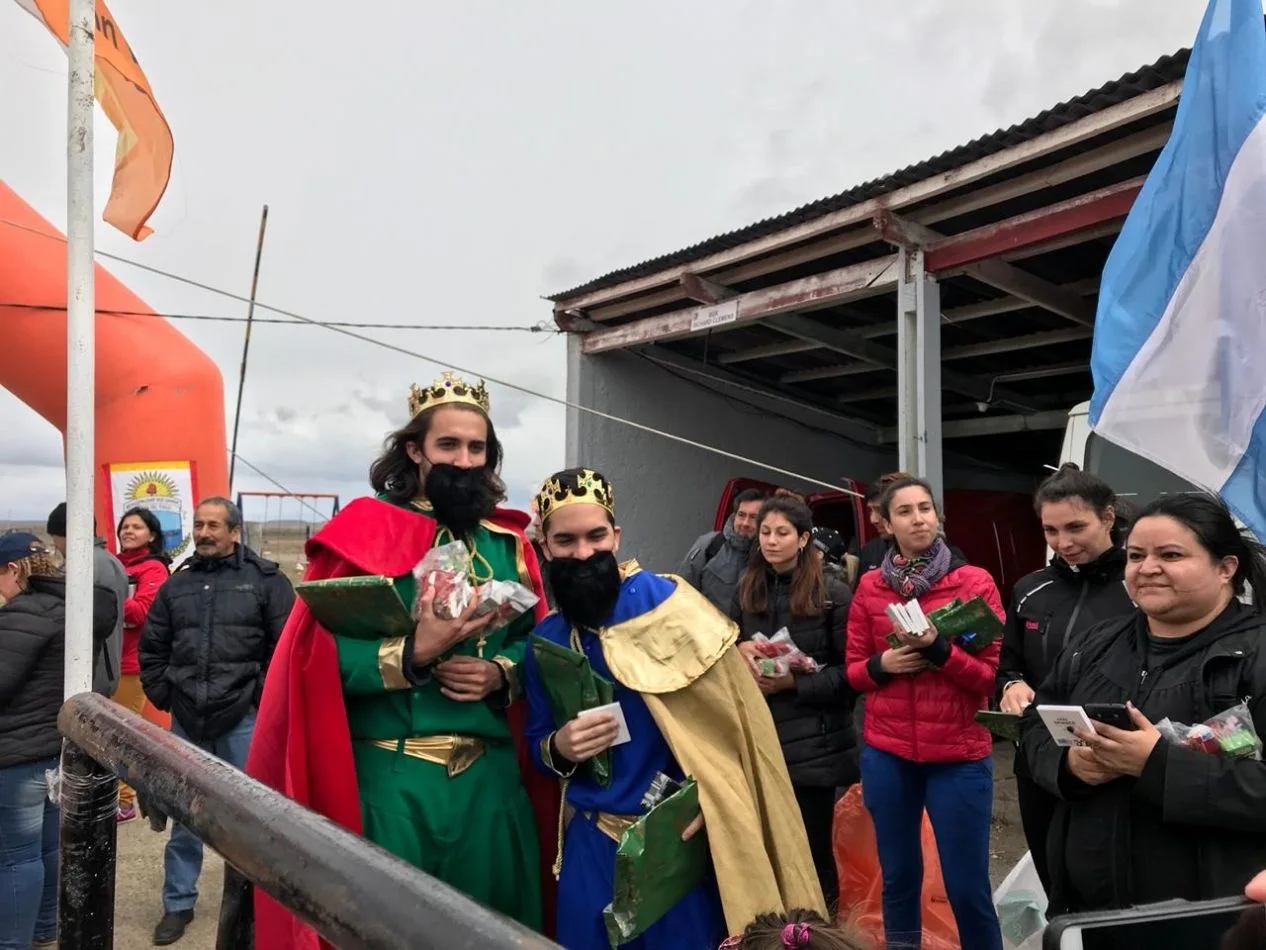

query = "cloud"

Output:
[[0, 0, 1206, 524]]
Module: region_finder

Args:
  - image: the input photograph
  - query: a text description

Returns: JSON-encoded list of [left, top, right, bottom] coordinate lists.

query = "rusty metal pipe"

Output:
[[58, 693, 559, 950]]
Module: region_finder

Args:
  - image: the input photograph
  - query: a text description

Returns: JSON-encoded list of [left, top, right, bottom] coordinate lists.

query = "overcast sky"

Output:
[[0, 0, 1209, 521]]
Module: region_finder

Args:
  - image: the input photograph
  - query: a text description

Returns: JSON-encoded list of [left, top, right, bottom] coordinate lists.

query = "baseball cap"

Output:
[[0, 532, 44, 565]]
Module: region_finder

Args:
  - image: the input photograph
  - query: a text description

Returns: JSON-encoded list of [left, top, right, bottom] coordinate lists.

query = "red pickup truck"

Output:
[[713, 477, 1045, 600]]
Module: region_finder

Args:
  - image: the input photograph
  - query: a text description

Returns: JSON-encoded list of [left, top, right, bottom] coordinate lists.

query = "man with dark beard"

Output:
[[244, 372, 558, 950], [523, 468, 826, 950]]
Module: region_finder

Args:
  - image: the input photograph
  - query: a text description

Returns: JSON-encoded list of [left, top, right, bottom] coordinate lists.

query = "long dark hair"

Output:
[[368, 405, 506, 506], [117, 506, 165, 558], [1034, 462, 1128, 543], [738, 496, 827, 619], [1129, 493, 1266, 610]]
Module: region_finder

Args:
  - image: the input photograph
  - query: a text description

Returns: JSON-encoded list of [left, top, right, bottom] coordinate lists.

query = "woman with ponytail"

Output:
[[1020, 493, 1266, 914], [997, 463, 1135, 892], [732, 495, 855, 906]]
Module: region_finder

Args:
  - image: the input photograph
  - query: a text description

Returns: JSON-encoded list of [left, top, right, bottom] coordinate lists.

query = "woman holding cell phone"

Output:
[[845, 476, 1004, 950], [1019, 494, 1266, 916], [997, 464, 1135, 893]]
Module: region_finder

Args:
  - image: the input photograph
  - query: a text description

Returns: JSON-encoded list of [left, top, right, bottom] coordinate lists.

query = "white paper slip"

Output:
[[576, 702, 632, 746], [1037, 704, 1096, 747]]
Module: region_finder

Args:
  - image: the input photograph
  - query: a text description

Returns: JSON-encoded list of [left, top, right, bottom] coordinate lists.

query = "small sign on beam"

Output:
[[689, 298, 740, 332]]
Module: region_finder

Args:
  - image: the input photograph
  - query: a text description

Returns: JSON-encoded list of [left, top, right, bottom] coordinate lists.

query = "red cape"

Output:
[[245, 497, 559, 949]]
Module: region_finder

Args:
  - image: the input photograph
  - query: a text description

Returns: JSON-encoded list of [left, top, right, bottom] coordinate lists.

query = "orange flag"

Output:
[[15, 0, 174, 240]]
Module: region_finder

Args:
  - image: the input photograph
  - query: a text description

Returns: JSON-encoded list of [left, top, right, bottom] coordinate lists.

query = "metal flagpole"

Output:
[[64, 0, 96, 700], [228, 203, 269, 491], [60, 5, 121, 943]]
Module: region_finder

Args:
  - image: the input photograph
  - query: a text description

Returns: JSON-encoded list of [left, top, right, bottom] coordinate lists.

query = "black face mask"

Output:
[[424, 463, 497, 538], [547, 550, 622, 631]]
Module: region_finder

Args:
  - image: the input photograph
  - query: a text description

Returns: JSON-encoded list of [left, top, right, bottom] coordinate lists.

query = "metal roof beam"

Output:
[[765, 313, 1041, 413], [553, 81, 1179, 312], [849, 359, 1091, 403], [580, 255, 898, 354], [922, 177, 1143, 274], [880, 409, 1070, 442], [782, 327, 1093, 382], [679, 272, 738, 305], [638, 347, 883, 443], [874, 211, 1096, 325], [715, 339, 820, 364]]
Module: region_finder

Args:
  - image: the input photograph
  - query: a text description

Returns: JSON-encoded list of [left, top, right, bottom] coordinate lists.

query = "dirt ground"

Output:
[[115, 820, 223, 950]]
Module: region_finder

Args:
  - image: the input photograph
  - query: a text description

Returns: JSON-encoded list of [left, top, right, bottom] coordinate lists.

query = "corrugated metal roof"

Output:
[[549, 50, 1189, 303]]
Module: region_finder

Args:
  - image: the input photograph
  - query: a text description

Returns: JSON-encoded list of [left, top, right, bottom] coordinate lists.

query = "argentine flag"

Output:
[[1090, 0, 1266, 536]]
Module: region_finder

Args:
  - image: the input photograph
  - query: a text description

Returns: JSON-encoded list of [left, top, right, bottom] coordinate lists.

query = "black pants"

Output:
[[1015, 769, 1058, 895], [794, 784, 841, 909]]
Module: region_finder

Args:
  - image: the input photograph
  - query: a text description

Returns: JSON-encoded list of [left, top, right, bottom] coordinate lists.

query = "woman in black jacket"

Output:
[[0, 532, 66, 950], [997, 464, 1135, 892], [1019, 494, 1266, 915], [731, 495, 854, 906]]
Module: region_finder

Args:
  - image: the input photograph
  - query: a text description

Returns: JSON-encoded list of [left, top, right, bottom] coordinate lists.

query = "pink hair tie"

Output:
[[782, 922, 811, 947]]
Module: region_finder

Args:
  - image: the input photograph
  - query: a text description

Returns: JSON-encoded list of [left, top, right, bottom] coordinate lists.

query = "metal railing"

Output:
[[57, 692, 561, 950]]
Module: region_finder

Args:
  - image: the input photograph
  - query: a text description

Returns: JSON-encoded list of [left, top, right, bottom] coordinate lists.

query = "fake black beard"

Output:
[[424, 463, 497, 538], [547, 550, 622, 630]]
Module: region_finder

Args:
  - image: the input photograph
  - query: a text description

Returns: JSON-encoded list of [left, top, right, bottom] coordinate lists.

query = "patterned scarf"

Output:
[[880, 535, 952, 598]]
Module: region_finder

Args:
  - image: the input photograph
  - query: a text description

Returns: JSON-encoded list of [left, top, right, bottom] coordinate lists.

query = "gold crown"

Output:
[[537, 469, 615, 522], [407, 372, 491, 418]]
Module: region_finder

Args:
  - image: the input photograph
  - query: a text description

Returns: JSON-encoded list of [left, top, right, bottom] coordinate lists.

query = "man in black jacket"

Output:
[[139, 497, 294, 945]]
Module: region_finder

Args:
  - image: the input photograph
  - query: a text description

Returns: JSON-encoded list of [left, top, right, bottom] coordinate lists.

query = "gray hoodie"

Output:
[[678, 516, 754, 614], [92, 537, 127, 695]]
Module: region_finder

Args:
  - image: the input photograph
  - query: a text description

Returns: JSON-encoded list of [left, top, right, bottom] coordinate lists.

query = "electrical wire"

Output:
[[0, 215, 860, 495], [1, 301, 552, 332]]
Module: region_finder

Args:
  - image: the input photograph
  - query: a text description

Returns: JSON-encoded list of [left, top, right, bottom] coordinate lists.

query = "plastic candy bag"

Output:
[[412, 541, 476, 620], [993, 851, 1047, 950], [1156, 702, 1262, 761], [833, 783, 960, 949], [751, 628, 822, 675], [470, 578, 539, 632]]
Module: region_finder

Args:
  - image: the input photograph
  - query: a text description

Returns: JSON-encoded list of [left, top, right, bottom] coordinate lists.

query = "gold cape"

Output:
[[598, 568, 827, 932]]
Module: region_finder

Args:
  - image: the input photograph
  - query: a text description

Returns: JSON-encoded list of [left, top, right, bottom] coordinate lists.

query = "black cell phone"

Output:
[[1084, 702, 1137, 731], [1043, 896, 1260, 950]]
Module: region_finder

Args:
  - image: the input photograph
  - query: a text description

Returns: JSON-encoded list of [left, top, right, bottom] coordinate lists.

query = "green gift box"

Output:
[[884, 596, 1002, 655], [529, 636, 616, 787], [295, 575, 414, 640], [975, 709, 1023, 741], [603, 777, 708, 947]]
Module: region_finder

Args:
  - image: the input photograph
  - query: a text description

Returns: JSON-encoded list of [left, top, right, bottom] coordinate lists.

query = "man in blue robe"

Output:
[[522, 468, 825, 950]]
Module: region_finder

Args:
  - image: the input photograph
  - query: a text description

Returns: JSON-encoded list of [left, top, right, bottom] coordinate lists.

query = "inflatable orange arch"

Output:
[[0, 180, 227, 555]]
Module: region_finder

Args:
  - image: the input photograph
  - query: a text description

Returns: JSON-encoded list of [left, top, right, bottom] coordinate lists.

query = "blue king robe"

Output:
[[523, 570, 726, 950]]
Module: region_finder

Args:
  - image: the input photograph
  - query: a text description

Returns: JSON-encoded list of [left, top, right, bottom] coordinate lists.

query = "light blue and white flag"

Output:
[[1090, 0, 1266, 535]]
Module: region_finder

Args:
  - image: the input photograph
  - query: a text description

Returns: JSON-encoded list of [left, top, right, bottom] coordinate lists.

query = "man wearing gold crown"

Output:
[[522, 467, 825, 950], [245, 372, 559, 950]]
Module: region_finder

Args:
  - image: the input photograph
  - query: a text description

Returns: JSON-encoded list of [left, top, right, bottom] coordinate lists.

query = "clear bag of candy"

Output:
[[411, 541, 475, 620], [1156, 702, 1262, 761], [470, 578, 539, 631], [750, 628, 822, 676]]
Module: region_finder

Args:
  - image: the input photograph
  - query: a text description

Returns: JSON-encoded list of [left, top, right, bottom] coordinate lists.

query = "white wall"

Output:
[[567, 342, 1040, 573]]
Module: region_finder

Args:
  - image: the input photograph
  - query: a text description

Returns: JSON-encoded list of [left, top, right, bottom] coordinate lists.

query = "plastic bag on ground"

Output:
[[832, 783, 960, 949], [992, 851, 1047, 950]]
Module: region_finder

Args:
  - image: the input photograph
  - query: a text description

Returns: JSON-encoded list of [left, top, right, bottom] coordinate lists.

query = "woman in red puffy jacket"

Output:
[[113, 506, 170, 821], [845, 476, 1002, 950]]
